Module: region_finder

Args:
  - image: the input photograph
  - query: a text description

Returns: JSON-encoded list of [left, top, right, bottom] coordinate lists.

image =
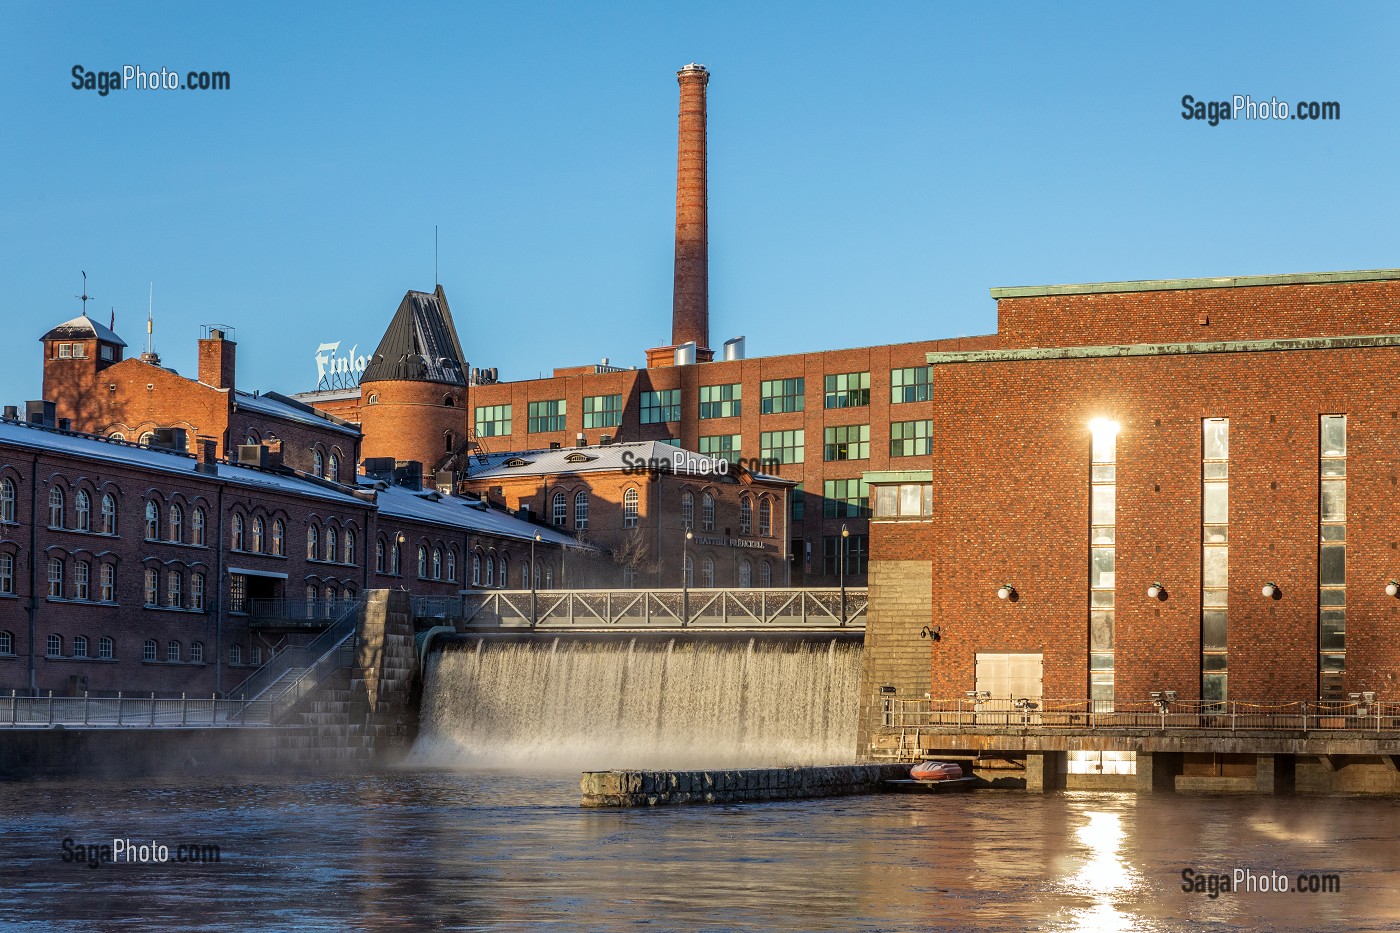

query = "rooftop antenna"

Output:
[[435, 225, 439, 286], [146, 282, 154, 356], [76, 271, 91, 316]]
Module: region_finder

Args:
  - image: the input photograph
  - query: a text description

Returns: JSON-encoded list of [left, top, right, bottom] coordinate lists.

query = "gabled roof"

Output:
[[40, 313, 128, 347], [234, 390, 361, 438], [360, 285, 467, 386], [365, 481, 587, 549], [465, 440, 795, 486]]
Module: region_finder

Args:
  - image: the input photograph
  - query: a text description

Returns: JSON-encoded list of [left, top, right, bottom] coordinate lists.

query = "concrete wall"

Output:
[[581, 764, 911, 807]]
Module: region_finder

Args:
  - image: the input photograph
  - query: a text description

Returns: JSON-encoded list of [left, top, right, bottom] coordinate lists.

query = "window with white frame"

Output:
[[75, 490, 91, 531], [49, 487, 65, 528], [623, 488, 639, 528]]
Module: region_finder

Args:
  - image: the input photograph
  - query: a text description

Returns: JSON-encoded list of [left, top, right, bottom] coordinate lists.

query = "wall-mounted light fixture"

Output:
[[1147, 582, 1167, 600], [996, 584, 1016, 600], [1386, 580, 1399, 598], [1262, 582, 1281, 599], [920, 625, 941, 641]]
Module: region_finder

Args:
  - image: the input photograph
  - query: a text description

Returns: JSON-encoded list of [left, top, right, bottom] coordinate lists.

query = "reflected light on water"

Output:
[[1061, 809, 1144, 933]]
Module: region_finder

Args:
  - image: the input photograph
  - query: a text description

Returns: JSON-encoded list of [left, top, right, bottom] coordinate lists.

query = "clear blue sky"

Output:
[[2, 1, 1396, 406]]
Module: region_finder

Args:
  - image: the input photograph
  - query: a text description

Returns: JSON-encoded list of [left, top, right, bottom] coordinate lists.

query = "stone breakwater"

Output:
[[580, 764, 911, 807]]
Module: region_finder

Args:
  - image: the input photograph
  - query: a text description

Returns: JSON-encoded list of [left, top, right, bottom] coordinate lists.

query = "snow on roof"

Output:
[[41, 313, 128, 347], [466, 440, 794, 485], [234, 390, 360, 437], [0, 418, 363, 506], [367, 480, 585, 548]]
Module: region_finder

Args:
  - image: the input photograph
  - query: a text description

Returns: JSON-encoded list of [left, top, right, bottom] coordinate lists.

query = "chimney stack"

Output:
[[198, 328, 236, 390], [672, 63, 711, 358]]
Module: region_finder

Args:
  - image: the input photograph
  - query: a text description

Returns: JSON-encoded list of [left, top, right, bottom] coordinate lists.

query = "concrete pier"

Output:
[[580, 764, 911, 807]]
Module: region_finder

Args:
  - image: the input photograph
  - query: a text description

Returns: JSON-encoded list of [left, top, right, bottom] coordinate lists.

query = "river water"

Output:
[[3, 768, 1399, 932]]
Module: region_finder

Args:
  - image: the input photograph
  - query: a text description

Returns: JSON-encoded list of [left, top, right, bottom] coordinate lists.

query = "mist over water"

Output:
[[412, 635, 862, 771]]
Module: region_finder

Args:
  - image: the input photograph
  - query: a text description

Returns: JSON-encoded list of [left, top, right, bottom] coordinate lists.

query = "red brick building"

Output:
[[860, 269, 1400, 738]]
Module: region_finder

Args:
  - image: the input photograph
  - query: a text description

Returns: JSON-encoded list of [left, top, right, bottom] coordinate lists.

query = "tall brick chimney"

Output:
[[672, 63, 711, 358], [198, 328, 236, 390]]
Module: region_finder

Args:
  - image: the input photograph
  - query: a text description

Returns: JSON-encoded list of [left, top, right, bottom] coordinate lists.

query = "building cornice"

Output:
[[927, 334, 1400, 366], [990, 268, 1400, 300]]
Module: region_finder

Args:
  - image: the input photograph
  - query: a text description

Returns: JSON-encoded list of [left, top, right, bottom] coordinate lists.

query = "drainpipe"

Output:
[[214, 482, 225, 694], [26, 453, 39, 696]]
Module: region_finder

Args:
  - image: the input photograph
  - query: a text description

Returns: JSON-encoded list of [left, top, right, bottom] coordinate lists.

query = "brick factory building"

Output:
[[858, 268, 1400, 758]]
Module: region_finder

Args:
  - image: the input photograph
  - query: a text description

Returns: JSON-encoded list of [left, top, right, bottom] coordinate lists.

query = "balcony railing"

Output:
[[249, 597, 364, 629], [881, 697, 1400, 732], [0, 691, 272, 728], [415, 588, 869, 631]]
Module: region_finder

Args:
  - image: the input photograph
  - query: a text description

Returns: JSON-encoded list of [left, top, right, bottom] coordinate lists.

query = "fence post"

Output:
[[181, 692, 188, 727], [47, 689, 53, 726], [150, 692, 156, 726], [1302, 702, 1309, 731], [10, 688, 16, 725], [83, 690, 90, 726], [116, 691, 123, 726]]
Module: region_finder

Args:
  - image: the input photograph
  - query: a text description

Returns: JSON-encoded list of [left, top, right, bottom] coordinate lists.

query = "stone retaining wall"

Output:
[[580, 764, 911, 807]]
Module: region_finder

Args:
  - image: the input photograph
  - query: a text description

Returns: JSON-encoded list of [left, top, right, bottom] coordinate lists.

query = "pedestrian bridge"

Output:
[[414, 587, 868, 634]]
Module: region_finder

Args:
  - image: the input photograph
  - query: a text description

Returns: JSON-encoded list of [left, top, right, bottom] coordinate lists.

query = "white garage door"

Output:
[[974, 652, 1043, 700]]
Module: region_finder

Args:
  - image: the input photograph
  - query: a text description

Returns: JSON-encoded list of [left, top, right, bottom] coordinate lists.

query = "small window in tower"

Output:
[[100, 345, 114, 361], [58, 343, 72, 359], [367, 394, 379, 405]]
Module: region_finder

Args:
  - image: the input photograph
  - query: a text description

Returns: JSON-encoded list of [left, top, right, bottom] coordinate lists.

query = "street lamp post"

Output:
[[530, 532, 541, 627], [839, 524, 849, 625], [682, 529, 693, 627]]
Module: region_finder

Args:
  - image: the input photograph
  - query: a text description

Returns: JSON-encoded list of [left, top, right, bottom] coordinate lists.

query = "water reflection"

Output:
[[1, 774, 1399, 931]]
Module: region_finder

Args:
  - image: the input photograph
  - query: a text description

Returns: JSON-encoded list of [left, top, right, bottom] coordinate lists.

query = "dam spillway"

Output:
[[414, 634, 862, 771]]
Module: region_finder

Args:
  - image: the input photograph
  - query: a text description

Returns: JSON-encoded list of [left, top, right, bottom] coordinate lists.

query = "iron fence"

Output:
[[881, 696, 1400, 732], [0, 691, 273, 727]]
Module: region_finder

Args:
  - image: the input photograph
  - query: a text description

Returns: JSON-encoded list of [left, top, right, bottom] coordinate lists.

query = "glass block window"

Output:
[[1088, 419, 1119, 713], [1202, 418, 1229, 707], [1319, 415, 1347, 701]]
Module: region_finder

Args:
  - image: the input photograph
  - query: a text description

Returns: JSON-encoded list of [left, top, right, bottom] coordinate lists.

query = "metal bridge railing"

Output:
[[0, 690, 273, 728], [881, 697, 1400, 732], [416, 588, 869, 630]]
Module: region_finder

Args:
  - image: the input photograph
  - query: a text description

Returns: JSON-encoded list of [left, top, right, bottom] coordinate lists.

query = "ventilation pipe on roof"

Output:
[[576, 432, 587, 448], [722, 336, 746, 361], [674, 342, 697, 366]]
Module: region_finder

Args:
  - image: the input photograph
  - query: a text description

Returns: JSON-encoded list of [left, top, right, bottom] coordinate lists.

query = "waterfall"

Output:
[[413, 635, 862, 771]]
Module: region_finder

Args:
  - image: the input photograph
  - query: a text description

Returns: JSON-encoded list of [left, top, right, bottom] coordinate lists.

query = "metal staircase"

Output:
[[228, 603, 361, 723]]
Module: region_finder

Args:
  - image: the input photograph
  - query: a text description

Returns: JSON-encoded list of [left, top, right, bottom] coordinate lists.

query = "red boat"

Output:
[[909, 761, 964, 782]]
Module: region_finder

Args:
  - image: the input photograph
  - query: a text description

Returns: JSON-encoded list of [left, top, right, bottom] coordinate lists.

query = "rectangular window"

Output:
[[823, 424, 870, 461], [890, 420, 932, 457], [698, 384, 741, 419], [760, 378, 804, 414], [760, 429, 805, 465], [823, 534, 868, 576], [891, 366, 932, 404], [229, 573, 247, 614], [582, 394, 622, 429], [474, 404, 512, 437], [1319, 415, 1346, 702], [698, 434, 742, 465], [823, 372, 870, 409], [58, 343, 72, 359], [823, 478, 870, 518], [873, 483, 934, 519], [791, 483, 804, 522], [527, 399, 567, 434], [1089, 420, 1118, 713], [641, 389, 681, 424], [1202, 418, 1229, 707]]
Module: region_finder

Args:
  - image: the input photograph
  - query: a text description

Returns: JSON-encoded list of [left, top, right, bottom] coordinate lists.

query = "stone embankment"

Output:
[[581, 763, 910, 807]]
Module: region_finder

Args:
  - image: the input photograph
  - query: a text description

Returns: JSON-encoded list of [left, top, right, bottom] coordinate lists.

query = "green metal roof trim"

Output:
[[927, 334, 1400, 366], [990, 269, 1400, 300], [862, 470, 933, 484]]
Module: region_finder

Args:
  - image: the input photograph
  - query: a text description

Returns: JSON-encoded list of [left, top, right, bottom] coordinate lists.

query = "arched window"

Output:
[[73, 635, 89, 658], [98, 636, 114, 659], [391, 543, 401, 575], [375, 539, 386, 573], [485, 555, 494, 587], [552, 492, 567, 527], [681, 491, 694, 530], [47, 633, 62, 657], [47, 557, 64, 598], [574, 491, 589, 531], [702, 557, 715, 587], [760, 560, 772, 587], [418, 546, 428, 579], [472, 554, 482, 586], [145, 500, 159, 539], [168, 503, 183, 543], [190, 641, 204, 663], [143, 639, 157, 662], [192, 573, 205, 611], [109, 432, 125, 441], [533, 562, 540, 589], [442, 394, 456, 407], [144, 567, 158, 605], [99, 564, 114, 602], [739, 497, 752, 535], [739, 560, 752, 588], [623, 488, 639, 528], [325, 586, 337, 617], [306, 584, 319, 610], [326, 527, 337, 563], [229, 643, 242, 665], [0, 630, 12, 654], [100, 493, 117, 534], [313, 449, 325, 478], [0, 554, 13, 595], [307, 525, 319, 560], [272, 519, 285, 556], [758, 498, 772, 537], [524, 564, 532, 589], [166, 571, 182, 608], [74, 560, 90, 600], [367, 393, 379, 405], [328, 451, 340, 480], [139, 432, 154, 446], [49, 487, 65, 528], [683, 554, 694, 588], [231, 513, 244, 550], [252, 517, 265, 553], [497, 555, 508, 588], [167, 640, 181, 662], [344, 529, 355, 565], [446, 549, 457, 582], [75, 490, 91, 531], [545, 566, 553, 589], [701, 493, 715, 531], [192, 507, 206, 546], [432, 547, 442, 580], [0, 478, 15, 523], [250, 645, 262, 666]]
